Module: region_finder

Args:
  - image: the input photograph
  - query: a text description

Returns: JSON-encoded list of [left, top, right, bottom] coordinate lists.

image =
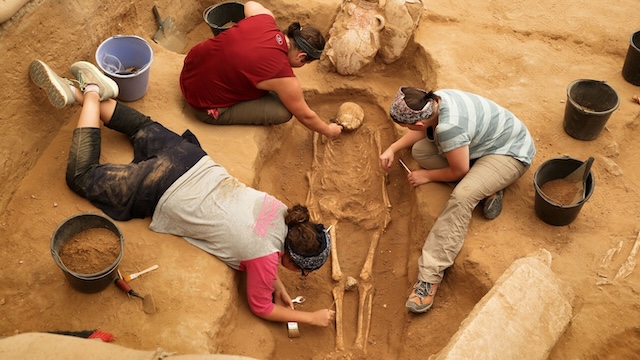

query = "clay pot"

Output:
[[325, 0, 386, 75], [379, 0, 425, 64]]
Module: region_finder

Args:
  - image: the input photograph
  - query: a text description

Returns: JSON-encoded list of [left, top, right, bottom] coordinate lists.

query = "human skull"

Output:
[[332, 102, 364, 130]]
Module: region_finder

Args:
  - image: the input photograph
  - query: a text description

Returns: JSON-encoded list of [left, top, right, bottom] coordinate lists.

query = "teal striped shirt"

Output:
[[433, 89, 536, 165]]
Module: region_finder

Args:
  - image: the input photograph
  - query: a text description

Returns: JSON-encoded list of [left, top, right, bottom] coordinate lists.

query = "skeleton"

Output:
[[307, 120, 391, 354]]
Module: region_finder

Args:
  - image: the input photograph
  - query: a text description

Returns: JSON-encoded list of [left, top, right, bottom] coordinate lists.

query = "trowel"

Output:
[[152, 5, 186, 53], [564, 156, 594, 204]]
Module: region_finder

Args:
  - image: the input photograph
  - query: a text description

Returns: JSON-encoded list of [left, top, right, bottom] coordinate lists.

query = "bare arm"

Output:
[[258, 77, 342, 138], [379, 129, 425, 172], [407, 145, 470, 186], [260, 303, 335, 327], [253, 272, 335, 326], [244, 1, 274, 18], [272, 274, 293, 309]]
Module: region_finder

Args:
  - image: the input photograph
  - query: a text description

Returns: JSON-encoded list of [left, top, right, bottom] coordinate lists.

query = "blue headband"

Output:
[[293, 33, 323, 60]]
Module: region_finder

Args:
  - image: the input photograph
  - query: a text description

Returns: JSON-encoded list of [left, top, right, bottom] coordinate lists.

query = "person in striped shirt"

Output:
[[380, 86, 536, 313]]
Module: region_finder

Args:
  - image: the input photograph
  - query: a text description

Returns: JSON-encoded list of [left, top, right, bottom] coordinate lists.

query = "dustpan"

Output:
[[563, 156, 594, 204], [152, 5, 187, 53]]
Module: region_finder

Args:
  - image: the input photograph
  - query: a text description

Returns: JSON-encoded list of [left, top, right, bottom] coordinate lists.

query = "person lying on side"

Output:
[[29, 58, 335, 326]]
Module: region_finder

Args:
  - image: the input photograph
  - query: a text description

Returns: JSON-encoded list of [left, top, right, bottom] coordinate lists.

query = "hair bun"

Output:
[[285, 204, 310, 226]]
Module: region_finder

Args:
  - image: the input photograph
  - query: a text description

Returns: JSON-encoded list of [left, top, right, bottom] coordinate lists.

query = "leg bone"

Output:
[[354, 282, 374, 350], [332, 285, 345, 351], [359, 230, 382, 281], [330, 223, 342, 281], [362, 289, 374, 353]]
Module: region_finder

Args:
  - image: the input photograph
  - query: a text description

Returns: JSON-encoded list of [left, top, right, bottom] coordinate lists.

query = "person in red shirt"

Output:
[[180, 1, 342, 138]]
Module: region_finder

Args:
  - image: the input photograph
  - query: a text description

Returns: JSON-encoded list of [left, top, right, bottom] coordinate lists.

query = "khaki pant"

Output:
[[411, 139, 529, 284], [192, 92, 292, 126]]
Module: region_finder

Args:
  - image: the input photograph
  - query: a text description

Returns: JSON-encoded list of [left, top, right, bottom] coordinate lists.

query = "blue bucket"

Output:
[[95, 35, 154, 102]]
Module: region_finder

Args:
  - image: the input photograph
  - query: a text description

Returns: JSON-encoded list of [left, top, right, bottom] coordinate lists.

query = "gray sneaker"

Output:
[[70, 61, 119, 101], [483, 189, 504, 220], [29, 59, 76, 109]]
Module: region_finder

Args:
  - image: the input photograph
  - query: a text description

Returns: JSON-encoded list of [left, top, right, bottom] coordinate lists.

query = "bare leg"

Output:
[[99, 99, 117, 126], [76, 92, 101, 128], [75, 90, 117, 128]]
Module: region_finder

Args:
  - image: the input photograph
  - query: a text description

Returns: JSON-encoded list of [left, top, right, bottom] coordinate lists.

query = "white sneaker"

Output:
[[29, 59, 76, 109], [70, 61, 119, 101]]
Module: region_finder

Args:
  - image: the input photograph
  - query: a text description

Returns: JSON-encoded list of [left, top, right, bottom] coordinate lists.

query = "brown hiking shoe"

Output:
[[406, 280, 439, 313]]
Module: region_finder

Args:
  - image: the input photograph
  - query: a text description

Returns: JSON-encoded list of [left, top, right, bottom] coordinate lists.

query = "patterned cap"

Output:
[[389, 87, 435, 124]]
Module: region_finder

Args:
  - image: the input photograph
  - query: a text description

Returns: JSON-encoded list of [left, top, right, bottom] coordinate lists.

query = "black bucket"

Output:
[[622, 30, 640, 85], [533, 157, 595, 226], [203, 2, 245, 36], [51, 213, 124, 293], [562, 79, 619, 141]]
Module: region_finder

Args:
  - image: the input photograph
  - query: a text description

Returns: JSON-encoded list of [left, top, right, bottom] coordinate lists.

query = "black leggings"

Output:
[[65, 102, 205, 220]]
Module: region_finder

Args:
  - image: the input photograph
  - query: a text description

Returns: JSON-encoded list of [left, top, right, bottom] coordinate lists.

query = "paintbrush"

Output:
[[124, 264, 159, 282], [287, 321, 300, 338]]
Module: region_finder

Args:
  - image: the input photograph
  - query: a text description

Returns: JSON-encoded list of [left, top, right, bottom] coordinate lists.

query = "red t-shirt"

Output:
[[239, 252, 282, 316], [180, 14, 295, 111]]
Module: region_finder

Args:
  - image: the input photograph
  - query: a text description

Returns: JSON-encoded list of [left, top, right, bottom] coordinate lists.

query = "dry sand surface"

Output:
[[1, 0, 640, 359]]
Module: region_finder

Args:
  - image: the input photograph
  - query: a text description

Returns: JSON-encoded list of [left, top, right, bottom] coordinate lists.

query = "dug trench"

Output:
[[5, 0, 640, 358], [0, 0, 516, 357], [179, 13, 492, 358], [219, 88, 490, 359]]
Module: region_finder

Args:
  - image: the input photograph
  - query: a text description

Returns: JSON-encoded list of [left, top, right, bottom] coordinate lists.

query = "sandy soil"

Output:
[[1, 0, 640, 359]]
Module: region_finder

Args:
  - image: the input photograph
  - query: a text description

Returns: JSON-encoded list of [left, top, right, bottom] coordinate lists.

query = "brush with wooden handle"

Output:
[[124, 264, 159, 282]]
